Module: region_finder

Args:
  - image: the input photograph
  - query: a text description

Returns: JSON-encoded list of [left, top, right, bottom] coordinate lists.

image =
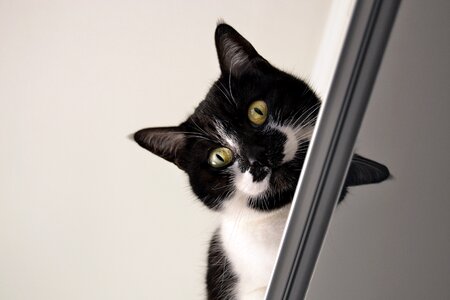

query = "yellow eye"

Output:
[[248, 100, 268, 126], [208, 147, 233, 168]]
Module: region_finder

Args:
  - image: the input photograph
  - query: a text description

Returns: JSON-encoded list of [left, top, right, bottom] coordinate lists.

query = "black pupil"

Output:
[[254, 107, 264, 116], [216, 154, 224, 162]]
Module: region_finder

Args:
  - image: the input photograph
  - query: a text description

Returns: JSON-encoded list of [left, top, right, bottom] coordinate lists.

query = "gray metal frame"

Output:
[[265, 1, 401, 299]]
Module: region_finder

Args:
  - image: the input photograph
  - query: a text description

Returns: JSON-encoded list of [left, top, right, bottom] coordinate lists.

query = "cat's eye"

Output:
[[248, 100, 268, 126], [208, 147, 233, 168]]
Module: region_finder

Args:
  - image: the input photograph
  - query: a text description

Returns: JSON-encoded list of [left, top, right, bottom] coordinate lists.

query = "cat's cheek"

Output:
[[187, 167, 235, 208], [273, 125, 299, 164]]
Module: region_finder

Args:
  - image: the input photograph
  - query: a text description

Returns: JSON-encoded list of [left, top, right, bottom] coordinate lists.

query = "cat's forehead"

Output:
[[185, 70, 320, 143], [188, 112, 236, 140]]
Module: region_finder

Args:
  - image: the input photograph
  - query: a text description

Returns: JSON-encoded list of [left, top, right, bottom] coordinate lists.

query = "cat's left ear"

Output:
[[133, 127, 187, 169], [215, 23, 264, 76], [345, 154, 390, 187]]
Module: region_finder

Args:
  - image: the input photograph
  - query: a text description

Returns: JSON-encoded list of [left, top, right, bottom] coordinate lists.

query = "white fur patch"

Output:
[[276, 125, 299, 163], [273, 124, 315, 164], [221, 193, 291, 299], [234, 170, 270, 197], [215, 122, 239, 154]]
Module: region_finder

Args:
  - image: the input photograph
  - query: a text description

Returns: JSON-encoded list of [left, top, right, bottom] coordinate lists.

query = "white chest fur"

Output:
[[220, 193, 291, 299]]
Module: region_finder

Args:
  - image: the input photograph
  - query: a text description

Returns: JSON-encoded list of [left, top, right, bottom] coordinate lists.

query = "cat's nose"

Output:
[[249, 161, 270, 182]]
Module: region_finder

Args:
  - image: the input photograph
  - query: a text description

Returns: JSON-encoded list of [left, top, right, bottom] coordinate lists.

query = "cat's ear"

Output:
[[215, 22, 262, 76], [345, 154, 390, 187], [133, 127, 186, 169]]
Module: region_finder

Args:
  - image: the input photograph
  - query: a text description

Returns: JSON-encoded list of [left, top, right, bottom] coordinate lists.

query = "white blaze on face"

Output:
[[215, 121, 239, 154], [234, 167, 270, 197], [276, 125, 298, 163], [275, 124, 314, 164]]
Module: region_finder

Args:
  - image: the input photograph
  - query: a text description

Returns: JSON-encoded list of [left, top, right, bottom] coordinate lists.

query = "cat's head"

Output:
[[133, 23, 389, 211]]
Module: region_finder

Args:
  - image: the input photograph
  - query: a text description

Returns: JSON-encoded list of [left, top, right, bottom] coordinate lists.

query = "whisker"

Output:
[[214, 82, 235, 108], [228, 60, 238, 106]]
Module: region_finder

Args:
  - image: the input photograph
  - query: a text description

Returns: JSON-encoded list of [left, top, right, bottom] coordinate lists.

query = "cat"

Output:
[[133, 23, 390, 300]]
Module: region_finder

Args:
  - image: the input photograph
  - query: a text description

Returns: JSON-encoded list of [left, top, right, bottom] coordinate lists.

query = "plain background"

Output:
[[0, 1, 333, 299]]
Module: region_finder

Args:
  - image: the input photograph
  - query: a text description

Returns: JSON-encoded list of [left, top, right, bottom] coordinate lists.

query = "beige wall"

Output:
[[0, 1, 333, 299]]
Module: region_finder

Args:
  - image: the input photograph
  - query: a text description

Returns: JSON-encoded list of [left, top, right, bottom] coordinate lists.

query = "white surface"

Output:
[[0, 1, 333, 299], [310, 0, 355, 100]]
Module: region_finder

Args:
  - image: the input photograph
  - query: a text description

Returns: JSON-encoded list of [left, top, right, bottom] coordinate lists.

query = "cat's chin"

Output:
[[234, 170, 271, 197]]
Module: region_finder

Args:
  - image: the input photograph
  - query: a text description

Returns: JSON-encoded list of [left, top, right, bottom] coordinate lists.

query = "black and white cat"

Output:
[[133, 23, 389, 300]]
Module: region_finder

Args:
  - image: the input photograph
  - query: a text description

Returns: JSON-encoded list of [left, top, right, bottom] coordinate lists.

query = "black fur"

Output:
[[206, 232, 238, 300], [133, 23, 390, 299]]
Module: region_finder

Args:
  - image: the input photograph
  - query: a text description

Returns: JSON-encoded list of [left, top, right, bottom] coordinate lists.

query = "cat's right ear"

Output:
[[133, 127, 186, 169], [215, 22, 262, 76], [345, 154, 390, 187]]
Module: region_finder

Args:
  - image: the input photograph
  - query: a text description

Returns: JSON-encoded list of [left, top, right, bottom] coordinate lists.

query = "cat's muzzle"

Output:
[[249, 161, 271, 182]]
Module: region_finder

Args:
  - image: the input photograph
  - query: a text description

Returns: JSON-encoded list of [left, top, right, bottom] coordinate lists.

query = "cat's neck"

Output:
[[219, 191, 291, 298], [221, 191, 292, 223]]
